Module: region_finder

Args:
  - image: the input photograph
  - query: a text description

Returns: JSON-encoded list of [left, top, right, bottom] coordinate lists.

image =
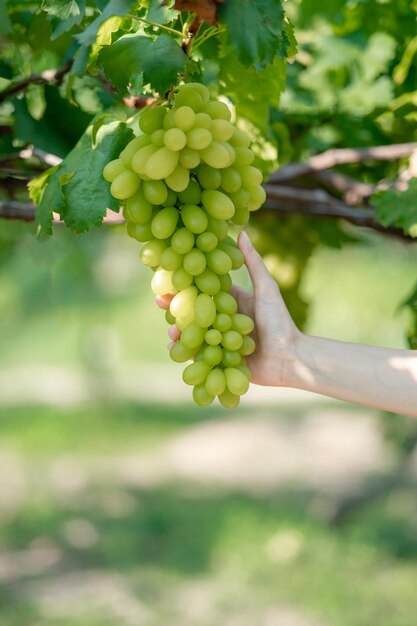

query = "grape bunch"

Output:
[[103, 82, 265, 408]]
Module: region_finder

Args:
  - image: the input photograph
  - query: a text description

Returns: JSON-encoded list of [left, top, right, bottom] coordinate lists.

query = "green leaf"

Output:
[[30, 117, 134, 235], [371, 178, 417, 235], [218, 0, 285, 66], [41, 0, 86, 39], [147, 0, 179, 24], [98, 33, 187, 95], [0, 0, 12, 33], [76, 0, 133, 47]]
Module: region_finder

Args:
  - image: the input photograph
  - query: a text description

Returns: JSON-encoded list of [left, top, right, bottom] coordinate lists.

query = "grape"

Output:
[[181, 204, 208, 234], [183, 361, 211, 385], [240, 335, 256, 356], [163, 109, 176, 130], [183, 248, 207, 276], [233, 147, 254, 166], [229, 128, 251, 148], [201, 189, 235, 220], [131, 144, 158, 176], [140, 239, 168, 267], [193, 384, 214, 406], [103, 158, 125, 182], [223, 142, 236, 166], [201, 141, 230, 169], [139, 106, 166, 134], [166, 309, 176, 325], [196, 232, 217, 252], [187, 128, 212, 150], [120, 135, 151, 166], [221, 167, 241, 193], [197, 164, 222, 189], [174, 106, 196, 131], [160, 247, 183, 271], [194, 269, 221, 295], [165, 164, 190, 192], [174, 88, 203, 110], [143, 180, 168, 205], [171, 228, 194, 254], [151, 207, 178, 239], [110, 170, 140, 200], [218, 241, 244, 269], [179, 147, 200, 169], [176, 314, 195, 331], [151, 268, 175, 295], [232, 313, 254, 335], [206, 249, 233, 275], [125, 189, 153, 224], [225, 367, 250, 395], [203, 101, 231, 121], [231, 206, 250, 226], [164, 128, 187, 151], [127, 222, 153, 242], [222, 330, 243, 351], [214, 291, 238, 315], [240, 165, 263, 188], [222, 350, 241, 368], [237, 362, 252, 380], [218, 273, 232, 292], [194, 293, 217, 327], [213, 313, 232, 332], [247, 185, 266, 211], [166, 188, 178, 206], [179, 82, 210, 103], [170, 342, 194, 363], [229, 188, 250, 210], [145, 147, 179, 180], [170, 285, 198, 318], [205, 368, 227, 396], [181, 321, 206, 349], [205, 328, 222, 346], [177, 179, 202, 205], [172, 267, 193, 290], [218, 389, 240, 409], [194, 112, 212, 129], [211, 119, 234, 142], [206, 215, 228, 241], [151, 129, 165, 147], [203, 345, 223, 365]]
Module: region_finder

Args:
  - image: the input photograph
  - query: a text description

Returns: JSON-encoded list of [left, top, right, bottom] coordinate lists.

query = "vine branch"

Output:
[[0, 61, 74, 104]]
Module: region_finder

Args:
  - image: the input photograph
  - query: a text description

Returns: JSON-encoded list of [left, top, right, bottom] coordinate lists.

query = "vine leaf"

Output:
[[29, 118, 133, 235], [218, 0, 285, 66], [371, 178, 417, 236], [0, 0, 11, 33], [98, 33, 188, 95], [41, 0, 86, 39]]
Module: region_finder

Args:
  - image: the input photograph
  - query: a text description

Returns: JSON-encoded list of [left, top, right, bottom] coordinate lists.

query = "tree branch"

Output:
[[0, 60, 73, 104]]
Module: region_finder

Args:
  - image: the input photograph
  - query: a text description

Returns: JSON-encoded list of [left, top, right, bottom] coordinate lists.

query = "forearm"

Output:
[[287, 334, 417, 417]]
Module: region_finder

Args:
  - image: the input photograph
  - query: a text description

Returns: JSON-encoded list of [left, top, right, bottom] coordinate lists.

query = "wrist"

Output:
[[282, 331, 313, 389]]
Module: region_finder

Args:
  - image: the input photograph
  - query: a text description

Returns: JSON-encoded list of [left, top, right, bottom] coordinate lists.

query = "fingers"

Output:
[[168, 325, 181, 341], [237, 230, 280, 298], [156, 293, 174, 310]]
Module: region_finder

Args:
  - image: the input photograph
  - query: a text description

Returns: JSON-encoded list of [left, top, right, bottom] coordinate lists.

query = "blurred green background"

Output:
[[1, 220, 417, 626]]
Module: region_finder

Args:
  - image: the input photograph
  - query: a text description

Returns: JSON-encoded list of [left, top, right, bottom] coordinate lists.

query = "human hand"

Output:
[[156, 230, 303, 387]]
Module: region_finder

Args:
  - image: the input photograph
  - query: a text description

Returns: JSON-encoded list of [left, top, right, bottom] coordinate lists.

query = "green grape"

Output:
[[248, 185, 266, 211], [221, 167, 241, 193], [179, 82, 210, 103], [160, 247, 183, 271], [126, 221, 153, 242], [214, 291, 238, 315], [229, 127, 251, 148], [194, 112, 212, 129], [203, 101, 231, 121], [183, 248, 207, 276], [176, 314, 195, 331], [200, 141, 230, 169], [151, 207, 178, 239], [163, 109, 176, 130], [151, 129, 165, 146], [171, 227, 195, 254], [177, 179, 202, 205], [233, 147, 254, 166], [222, 330, 243, 351], [145, 147, 179, 180], [131, 144, 158, 176], [197, 164, 222, 189], [110, 170, 140, 200], [174, 87, 203, 110], [194, 293, 217, 327], [120, 135, 151, 166], [203, 345, 223, 365], [172, 267, 193, 290], [181, 204, 208, 234], [205, 368, 227, 396], [193, 384, 214, 406], [170, 285, 198, 318], [174, 106, 196, 131], [181, 321, 206, 349], [222, 349, 241, 368], [164, 128, 187, 151], [213, 313, 232, 332], [206, 215, 228, 241], [187, 128, 212, 150], [222, 142, 236, 166], [139, 106, 166, 134], [239, 165, 263, 188], [218, 241, 244, 270], [165, 188, 177, 206], [151, 268, 175, 295], [232, 313, 254, 335], [202, 189, 235, 220], [206, 249, 233, 275], [240, 335, 256, 356], [125, 189, 152, 224], [194, 269, 221, 295], [237, 362, 252, 380], [229, 188, 250, 210], [210, 119, 234, 142], [218, 273, 232, 292], [205, 328, 222, 346], [231, 205, 250, 225], [140, 239, 168, 267], [196, 232, 217, 253], [165, 309, 176, 325], [103, 158, 125, 182], [218, 389, 240, 409], [143, 180, 168, 205], [170, 342, 194, 363], [182, 361, 211, 386], [166, 164, 190, 192], [180, 147, 201, 169], [225, 367, 250, 395]]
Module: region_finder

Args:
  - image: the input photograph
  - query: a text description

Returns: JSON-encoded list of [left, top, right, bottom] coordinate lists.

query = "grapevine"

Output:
[[103, 83, 265, 408]]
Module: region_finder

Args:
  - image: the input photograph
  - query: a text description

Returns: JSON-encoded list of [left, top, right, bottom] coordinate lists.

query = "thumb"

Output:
[[237, 230, 279, 298]]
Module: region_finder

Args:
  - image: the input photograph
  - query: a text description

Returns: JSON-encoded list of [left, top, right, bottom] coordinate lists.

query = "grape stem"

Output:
[[126, 14, 187, 39]]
